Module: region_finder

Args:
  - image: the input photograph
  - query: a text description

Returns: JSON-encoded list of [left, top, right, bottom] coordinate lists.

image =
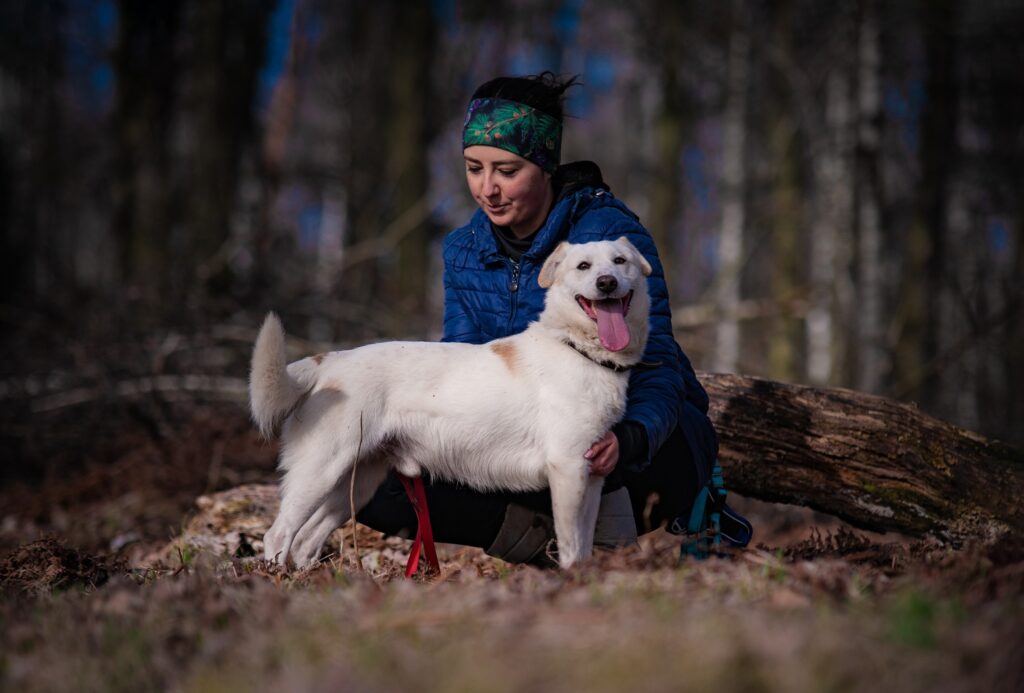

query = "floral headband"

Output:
[[462, 97, 562, 172]]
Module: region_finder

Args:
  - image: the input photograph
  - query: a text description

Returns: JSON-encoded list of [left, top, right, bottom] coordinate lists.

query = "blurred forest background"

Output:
[[1, 0, 1022, 467]]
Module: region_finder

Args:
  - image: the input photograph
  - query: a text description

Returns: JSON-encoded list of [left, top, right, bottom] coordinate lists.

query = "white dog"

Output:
[[251, 237, 651, 569]]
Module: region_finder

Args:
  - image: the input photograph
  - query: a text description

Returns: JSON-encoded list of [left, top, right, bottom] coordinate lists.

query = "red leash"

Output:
[[397, 474, 440, 578]]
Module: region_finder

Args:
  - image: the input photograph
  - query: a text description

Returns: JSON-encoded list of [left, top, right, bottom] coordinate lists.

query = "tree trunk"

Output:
[[643, 0, 695, 279], [183, 0, 273, 300], [853, 0, 886, 393], [388, 1, 436, 313], [111, 0, 182, 298], [767, 2, 800, 383], [807, 9, 855, 387], [714, 1, 750, 374], [894, 0, 959, 405], [704, 372, 1024, 545]]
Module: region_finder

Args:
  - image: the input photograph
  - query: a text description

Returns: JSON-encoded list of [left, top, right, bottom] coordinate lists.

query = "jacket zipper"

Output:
[[508, 258, 520, 329]]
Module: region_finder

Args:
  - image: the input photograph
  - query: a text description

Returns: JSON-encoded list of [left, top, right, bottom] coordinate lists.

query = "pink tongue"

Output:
[[595, 300, 631, 352]]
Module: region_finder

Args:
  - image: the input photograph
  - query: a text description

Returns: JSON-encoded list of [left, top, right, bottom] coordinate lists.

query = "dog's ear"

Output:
[[538, 242, 570, 288], [616, 236, 652, 277]]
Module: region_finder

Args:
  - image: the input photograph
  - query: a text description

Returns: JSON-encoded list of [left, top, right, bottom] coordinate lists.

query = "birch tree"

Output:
[[714, 2, 750, 374], [807, 7, 855, 387]]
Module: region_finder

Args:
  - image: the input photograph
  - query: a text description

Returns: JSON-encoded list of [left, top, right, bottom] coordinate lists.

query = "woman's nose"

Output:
[[480, 173, 499, 198]]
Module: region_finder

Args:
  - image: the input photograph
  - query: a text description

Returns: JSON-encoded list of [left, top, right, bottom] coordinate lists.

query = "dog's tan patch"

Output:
[[490, 341, 520, 374], [312, 353, 326, 365]]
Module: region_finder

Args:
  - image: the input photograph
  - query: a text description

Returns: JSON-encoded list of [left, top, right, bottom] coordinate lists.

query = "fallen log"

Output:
[[704, 373, 1024, 545]]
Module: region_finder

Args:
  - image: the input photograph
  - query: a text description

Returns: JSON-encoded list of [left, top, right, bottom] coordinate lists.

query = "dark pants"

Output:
[[356, 425, 708, 550]]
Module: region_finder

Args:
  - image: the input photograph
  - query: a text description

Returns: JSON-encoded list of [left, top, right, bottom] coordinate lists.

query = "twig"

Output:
[[338, 196, 431, 271], [349, 411, 364, 572], [673, 294, 809, 329]]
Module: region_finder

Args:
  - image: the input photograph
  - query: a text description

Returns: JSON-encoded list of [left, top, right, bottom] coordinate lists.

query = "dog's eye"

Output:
[[576, 261, 591, 271], [613, 256, 626, 265]]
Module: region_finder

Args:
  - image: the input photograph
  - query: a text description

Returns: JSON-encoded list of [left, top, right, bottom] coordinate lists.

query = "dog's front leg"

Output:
[[548, 462, 592, 569], [577, 476, 604, 559]]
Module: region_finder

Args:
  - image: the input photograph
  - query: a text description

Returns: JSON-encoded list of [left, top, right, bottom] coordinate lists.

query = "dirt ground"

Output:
[[1, 379, 1022, 691]]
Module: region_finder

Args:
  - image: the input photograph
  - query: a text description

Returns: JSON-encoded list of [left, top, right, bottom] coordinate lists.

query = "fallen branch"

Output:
[[30, 375, 249, 413]]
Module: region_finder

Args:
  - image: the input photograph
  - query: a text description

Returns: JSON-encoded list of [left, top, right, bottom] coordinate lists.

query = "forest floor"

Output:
[[1, 314, 1022, 692]]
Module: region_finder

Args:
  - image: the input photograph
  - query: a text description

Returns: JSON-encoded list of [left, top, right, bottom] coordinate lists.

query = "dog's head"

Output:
[[537, 237, 651, 362]]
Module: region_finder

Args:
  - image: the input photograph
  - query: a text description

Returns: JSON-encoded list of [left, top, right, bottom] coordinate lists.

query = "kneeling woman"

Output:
[[358, 73, 736, 564]]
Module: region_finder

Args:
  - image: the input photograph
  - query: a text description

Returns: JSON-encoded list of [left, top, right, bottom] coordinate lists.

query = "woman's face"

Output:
[[464, 145, 553, 239]]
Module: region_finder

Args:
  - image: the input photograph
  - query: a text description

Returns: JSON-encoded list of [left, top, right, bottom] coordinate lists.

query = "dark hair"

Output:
[[471, 72, 581, 121]]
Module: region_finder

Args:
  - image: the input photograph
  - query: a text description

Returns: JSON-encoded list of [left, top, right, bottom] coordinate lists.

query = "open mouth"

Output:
[[575, 291, 633, 352], [575, 291, 633, 319]]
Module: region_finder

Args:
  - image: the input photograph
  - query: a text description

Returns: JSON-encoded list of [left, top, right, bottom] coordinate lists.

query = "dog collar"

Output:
[[562, 339, 638, 373], [565, 339, 659, 372]]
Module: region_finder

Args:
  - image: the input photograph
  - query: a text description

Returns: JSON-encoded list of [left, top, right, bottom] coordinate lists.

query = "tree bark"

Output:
[[704, 372, 1024, 545]]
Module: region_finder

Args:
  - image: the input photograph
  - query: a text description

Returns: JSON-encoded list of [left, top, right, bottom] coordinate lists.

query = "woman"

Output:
[[358, 73, 742, 564]]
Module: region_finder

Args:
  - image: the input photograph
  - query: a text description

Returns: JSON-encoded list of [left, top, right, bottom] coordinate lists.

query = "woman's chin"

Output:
[[484, 205, 510, 220]]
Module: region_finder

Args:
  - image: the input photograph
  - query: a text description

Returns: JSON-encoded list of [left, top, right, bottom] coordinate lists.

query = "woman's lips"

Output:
[[485, 203, 509, 214]]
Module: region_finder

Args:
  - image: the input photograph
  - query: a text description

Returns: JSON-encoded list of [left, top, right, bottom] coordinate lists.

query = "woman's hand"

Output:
[[585, 430, 619, 477]]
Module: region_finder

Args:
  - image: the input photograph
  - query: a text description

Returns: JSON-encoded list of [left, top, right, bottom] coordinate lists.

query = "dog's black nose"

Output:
[[596, 275, 618, 294]]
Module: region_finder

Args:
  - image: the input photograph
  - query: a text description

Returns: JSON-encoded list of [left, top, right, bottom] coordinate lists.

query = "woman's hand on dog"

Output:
[[585, 431, 619, 476]]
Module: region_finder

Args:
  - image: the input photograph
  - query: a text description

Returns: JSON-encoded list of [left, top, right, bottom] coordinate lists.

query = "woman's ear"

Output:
[[538, 242, 570, 288]]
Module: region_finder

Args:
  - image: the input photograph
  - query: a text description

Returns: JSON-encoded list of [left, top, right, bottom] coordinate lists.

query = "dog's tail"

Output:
[[250, 312, 307, 438]]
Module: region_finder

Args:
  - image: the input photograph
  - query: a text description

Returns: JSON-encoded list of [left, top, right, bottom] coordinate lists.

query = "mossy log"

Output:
[[703, 373, 1024, 544]]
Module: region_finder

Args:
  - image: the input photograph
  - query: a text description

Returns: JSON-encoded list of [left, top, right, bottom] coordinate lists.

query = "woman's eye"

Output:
[[577, 262, 591, 270], [613, 256, 626, 265], [498, 169, 517, 177], [467, 166, 481, 174]]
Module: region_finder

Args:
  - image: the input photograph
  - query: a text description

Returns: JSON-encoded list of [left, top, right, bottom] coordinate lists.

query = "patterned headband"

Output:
[[462, 97, 562, 172]]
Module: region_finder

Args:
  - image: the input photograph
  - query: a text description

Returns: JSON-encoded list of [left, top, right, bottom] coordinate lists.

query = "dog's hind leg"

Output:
[[547, 462, 591, 569], [264, 441, 362, 565], [263, 462, 333, 565], [289, 460, 389, 567]]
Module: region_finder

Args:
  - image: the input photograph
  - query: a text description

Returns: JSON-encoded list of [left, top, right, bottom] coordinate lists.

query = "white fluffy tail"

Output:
[[250, 312, 306, 438]]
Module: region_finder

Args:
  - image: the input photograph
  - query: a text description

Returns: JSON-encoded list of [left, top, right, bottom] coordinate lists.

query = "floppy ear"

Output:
[[538, 242, 570, 288], [616, 236, 652, 277]]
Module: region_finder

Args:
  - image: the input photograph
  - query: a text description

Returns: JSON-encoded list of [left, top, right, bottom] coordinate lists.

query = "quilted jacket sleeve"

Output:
[[573, 206, 687, 470]]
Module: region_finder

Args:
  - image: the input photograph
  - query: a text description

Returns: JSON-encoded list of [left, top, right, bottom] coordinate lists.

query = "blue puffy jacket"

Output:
[[441, 165, 716, 472]]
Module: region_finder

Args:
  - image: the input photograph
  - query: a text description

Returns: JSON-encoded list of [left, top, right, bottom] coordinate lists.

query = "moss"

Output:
[[860, 482, 942, 517]]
